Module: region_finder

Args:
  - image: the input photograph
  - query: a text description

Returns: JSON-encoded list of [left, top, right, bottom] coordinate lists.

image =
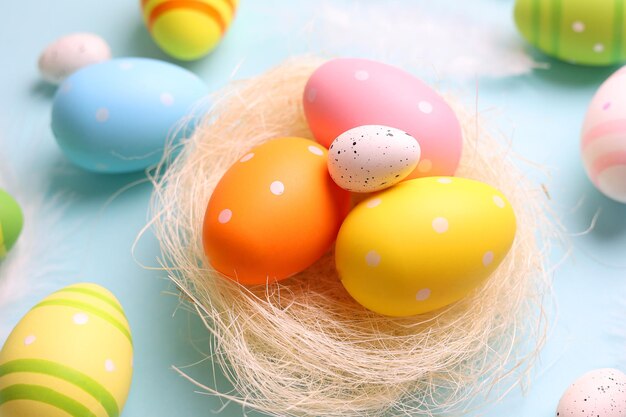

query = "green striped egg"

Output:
[[0, 189, 23, 258], [514, 0, 626, 66], [0, 283, 133, 417]]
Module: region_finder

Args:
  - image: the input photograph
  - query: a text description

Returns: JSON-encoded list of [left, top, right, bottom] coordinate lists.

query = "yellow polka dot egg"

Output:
[[0, 283, 132, 417], [336, 177, 516, 317]]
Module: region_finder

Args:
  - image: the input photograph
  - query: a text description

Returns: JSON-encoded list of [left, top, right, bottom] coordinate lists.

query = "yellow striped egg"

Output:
[[141, 0, 238, 60], [0, 283, 132, 417], [514, 0, 626, 66]]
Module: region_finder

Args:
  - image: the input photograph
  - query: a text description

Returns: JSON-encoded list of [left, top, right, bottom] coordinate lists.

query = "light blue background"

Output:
[[1, 1, 625, 416]]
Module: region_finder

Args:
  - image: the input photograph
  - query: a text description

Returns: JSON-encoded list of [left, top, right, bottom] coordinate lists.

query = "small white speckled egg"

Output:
[[38, 33, 111, 84], [328, 125, 420, 193], [556, 368, 626, 417]]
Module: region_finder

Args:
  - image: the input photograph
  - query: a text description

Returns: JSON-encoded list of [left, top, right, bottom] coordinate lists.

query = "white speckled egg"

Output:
[[556, 368, 626, 417], [328, 125, 420, 193], [581, 66, 626, 203], [38, 33, 111, 84]]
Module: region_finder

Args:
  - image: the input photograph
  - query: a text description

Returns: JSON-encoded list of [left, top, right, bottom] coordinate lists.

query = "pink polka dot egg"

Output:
[[581, 65, 626, 203], [303, 58, 463, 178]]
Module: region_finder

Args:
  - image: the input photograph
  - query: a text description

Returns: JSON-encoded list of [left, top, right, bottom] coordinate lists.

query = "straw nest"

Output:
[[149, 57, 552, 417]]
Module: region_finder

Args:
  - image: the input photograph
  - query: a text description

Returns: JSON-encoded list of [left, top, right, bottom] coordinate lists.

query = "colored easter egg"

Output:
[[335, 177, 516, 317], [514, 0, 626, 66], [0, 189, 23, 258], [38, 33, 111, 85], [51, 58, 208, 173], [327, 125, 420, 193], [203, 137, 351, 285], [141, 0, 238, 60], [556, 368, 626, 417], [0, 283, 133, 417], [581, 66, 626, 203], [303, 58, 463, 178]]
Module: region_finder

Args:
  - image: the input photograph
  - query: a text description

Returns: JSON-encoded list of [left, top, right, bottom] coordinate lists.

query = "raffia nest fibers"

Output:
[[149, 57, 552, 417]]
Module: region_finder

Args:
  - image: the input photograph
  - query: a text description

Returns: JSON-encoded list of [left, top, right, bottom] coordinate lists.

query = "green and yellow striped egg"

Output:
[[141, 0, 238, 61], [0, 283, 133, 417], [514, 0, 626, 66], [0, 189, 23, 259]]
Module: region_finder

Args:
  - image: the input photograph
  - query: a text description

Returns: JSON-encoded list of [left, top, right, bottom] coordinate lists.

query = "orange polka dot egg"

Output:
[[202, 137, 351, 285]]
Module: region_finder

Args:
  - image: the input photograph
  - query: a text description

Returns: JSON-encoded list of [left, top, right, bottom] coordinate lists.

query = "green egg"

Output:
[[0, 189, 24, 257], [514, 0, 626, 66]]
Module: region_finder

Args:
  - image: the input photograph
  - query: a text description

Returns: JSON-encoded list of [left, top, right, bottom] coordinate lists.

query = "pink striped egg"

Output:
[[581, 66, 626, 203]]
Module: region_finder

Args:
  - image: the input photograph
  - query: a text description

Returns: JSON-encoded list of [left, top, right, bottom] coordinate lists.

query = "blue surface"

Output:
[[1, 1, 625, 416]]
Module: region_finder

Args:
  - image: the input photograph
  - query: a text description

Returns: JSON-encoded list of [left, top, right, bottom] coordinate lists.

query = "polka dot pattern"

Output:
[[218, 209, 232, 224], [571, 21, 585, 33], [203, 137, 352, 285], [354, 70, 370, 81], [105, 359, 116, 372], [432, 217, 449, 233], [482, 251, 494, 266], [73, 312, 89, 325], [302, 58, 463, 179], [594, 43, 605, 53], [95, 108, 109, 122], [160, 93, 174, 106], [308, 145, 323, 156], [240, 153, 254, 163], [365, 250, 381, 267], [335, 176, 516, 317], [270, 181, 285, 196], [418, 101, 433, 114], [493, 195, 506, 208], [415, 289, 431, 301], [119, 61, 133, 70], [24, 335, 36, 346]]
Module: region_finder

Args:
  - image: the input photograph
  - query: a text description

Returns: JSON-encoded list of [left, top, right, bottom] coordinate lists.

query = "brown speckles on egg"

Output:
[[327, 125, 421, 193], [556, 369, 626, 417]]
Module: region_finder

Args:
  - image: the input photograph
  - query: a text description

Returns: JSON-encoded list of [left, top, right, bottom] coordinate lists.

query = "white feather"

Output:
[[0, 106, 72, 343], [250, 0, 540, 79]]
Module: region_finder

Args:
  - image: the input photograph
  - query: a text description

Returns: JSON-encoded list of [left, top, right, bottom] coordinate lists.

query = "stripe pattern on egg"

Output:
[[0, 283, 133, 417], [141, 0, 239, 60], [581, 65, 626, 203], [514, 0, 626, 66]]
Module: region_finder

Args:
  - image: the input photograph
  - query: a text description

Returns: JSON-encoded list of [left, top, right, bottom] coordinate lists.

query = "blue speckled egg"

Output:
[[51, 58, 208, 173]]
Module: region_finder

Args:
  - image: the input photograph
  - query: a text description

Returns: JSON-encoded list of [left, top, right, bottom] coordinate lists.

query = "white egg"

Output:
[[556, 368, 626, 417], [38, 33, 111, 84], [581, 65, 626, 203], [327, 125, 420, 193]]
